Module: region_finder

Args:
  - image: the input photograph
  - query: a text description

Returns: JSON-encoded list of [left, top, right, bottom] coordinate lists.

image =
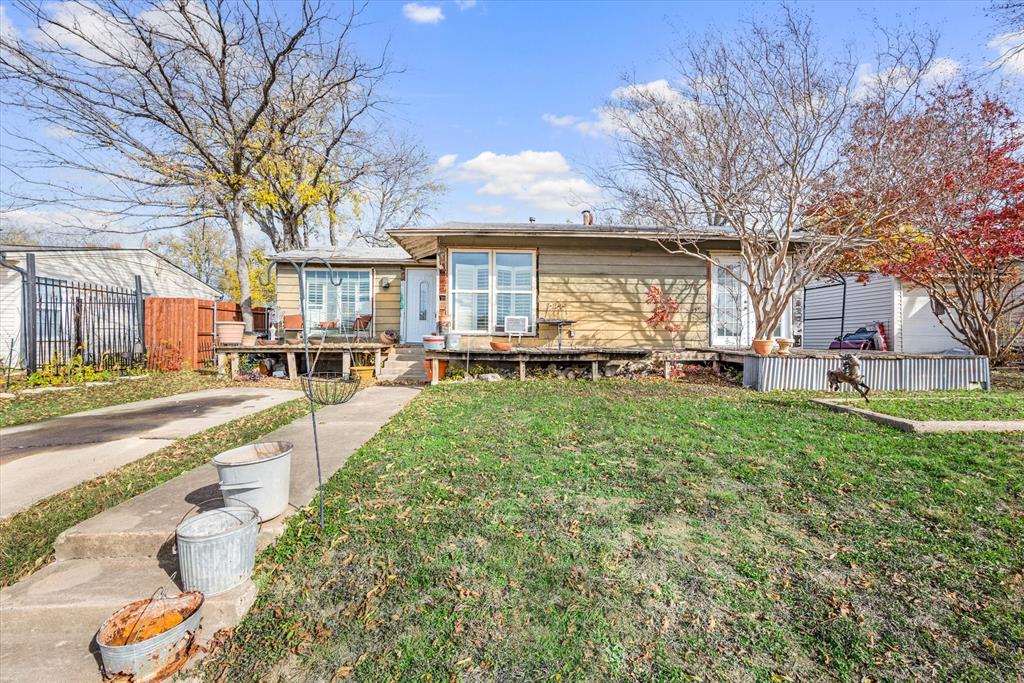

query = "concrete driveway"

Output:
[[0, 387, 302, 517]]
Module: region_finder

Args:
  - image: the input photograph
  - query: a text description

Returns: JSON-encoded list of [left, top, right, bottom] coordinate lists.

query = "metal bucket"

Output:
[[176, 505, 258, 596], [97, 591, 203, 682], [212, 441, 292, 521], [445, 333, 462, 351]]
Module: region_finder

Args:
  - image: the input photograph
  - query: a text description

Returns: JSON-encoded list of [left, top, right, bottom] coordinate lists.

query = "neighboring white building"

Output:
[[802, 273, 961, 353], [0, 245, 221, 368]]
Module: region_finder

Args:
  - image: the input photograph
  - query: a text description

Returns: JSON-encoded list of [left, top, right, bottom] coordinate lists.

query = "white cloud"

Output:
[[455, 0, 478, 9], [610, 78, 679, 103], [541, 113, 580, 127], [0, 5, 19, 42], [989, 31, 1024, 75], [854, 56, 961, 100], [452, 150, 601, 212], [45, 125, 77, 139], [403, 3, 444, 24], [543, 79, 683, 139], [923, 57, 961, 84], [574, 107, 625, 138], [435, 153, 458, 170]]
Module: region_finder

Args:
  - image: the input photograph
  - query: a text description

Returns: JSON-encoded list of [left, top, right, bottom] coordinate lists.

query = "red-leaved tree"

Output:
[[844, 85, 1024, 362]]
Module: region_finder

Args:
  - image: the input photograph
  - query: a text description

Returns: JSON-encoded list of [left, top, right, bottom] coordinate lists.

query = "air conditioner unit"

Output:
[[504, 316, 529, 335]]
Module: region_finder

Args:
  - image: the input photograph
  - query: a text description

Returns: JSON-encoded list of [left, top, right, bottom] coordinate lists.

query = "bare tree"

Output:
[[0, 0, 386, 330], [988, 1, 1024, 76], [346, 135, 444, 247], [599, 8, 937, 341]]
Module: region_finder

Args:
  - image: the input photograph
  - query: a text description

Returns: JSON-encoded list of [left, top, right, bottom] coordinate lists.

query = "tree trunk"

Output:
[[228, 195, 255, 333], [327, 209, 338, 246]]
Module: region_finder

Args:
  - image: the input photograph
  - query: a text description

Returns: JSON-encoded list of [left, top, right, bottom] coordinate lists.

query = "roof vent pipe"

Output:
[[581, 210, 593, 226]]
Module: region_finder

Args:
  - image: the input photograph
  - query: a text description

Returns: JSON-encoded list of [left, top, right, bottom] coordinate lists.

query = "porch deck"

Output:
[[425, 346, 649, 384], [215, 342, 389, 380]]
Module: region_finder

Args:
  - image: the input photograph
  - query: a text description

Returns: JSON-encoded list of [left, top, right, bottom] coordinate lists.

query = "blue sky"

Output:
[[353, 0, 1021, 225], [1, 0, 1022, 243]]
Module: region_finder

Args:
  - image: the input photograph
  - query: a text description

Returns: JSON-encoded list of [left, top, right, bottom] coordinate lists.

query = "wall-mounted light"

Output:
[[380, 277, 391, 290]]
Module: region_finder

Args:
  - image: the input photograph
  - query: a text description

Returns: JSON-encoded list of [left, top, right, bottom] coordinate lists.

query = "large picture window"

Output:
[[449, 250, 535, 334], [304, 270, 372, 333]]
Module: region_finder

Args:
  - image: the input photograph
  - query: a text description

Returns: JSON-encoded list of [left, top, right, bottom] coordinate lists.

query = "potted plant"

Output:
[[217, 321, 245, 345], [422, 358, 449, 382], [352, 352, 374, 384], [751, 338, 774, 356]]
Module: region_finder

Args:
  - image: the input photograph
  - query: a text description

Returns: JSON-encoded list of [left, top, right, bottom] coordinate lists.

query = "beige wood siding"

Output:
[[275, 264, 402, 334], [440, 236, 709, 349]]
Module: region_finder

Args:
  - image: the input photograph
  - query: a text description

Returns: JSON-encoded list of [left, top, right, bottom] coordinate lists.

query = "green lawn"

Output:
[[0, 371, 233, 427], [863, 392, 1024, 422], [206, 381, 1024, 682], [0, 398, 309, 587]]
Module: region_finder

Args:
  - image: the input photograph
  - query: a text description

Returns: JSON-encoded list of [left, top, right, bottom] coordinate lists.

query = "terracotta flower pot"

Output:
[[380, 330, 399, 345], [242, 333, 257, 347], [751, 338, 774, 356], [217, 321, 245, 345], [490, 340, 513, 352], [776, 338, 795, 356], [422, 359, 449, 382]]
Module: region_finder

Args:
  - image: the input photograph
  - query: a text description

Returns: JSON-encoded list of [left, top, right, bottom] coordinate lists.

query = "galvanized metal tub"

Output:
[[445, 333, 462, 351], [213, 441, 292, 521], [97, 591, 203, 682], [176, 505, 258, 596]]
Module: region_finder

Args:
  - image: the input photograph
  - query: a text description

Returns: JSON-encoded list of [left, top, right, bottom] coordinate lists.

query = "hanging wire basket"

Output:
[[300, 372, 360, 406]]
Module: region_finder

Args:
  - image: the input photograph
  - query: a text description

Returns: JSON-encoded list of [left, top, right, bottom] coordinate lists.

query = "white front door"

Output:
[[403, 268, 437, 343], [710, 258, 751, 347]]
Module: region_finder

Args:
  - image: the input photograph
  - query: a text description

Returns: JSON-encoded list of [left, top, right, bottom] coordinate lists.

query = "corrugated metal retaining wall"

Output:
[[743, 355, 991, 392]]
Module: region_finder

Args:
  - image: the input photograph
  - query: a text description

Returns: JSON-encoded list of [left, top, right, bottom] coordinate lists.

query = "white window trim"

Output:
[[302, 267, 375, 334], [448, 248, 537, 335]]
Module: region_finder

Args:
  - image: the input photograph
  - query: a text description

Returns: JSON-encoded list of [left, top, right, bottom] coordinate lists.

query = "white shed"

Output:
[[0, 245, 221, 369], [802, 273, 961, 353]]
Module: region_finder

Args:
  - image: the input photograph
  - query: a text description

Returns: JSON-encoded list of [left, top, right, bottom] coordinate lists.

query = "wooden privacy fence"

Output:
[[145, 298, 269, 370]]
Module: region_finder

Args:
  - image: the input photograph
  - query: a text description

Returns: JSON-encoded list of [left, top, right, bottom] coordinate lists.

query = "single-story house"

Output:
[[271, 222, 796, 349], [801, 273, 962, 353], [0, 244, 221, 368]]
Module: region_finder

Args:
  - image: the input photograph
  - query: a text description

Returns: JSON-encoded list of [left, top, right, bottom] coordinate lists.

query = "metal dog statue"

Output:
[[827, 353, 870, 401]]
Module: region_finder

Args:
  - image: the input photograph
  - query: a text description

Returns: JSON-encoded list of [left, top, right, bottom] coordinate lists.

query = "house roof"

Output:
[[386, 221, 764, 259], [270, 245, 423, 265], [0, 244, 222, 298]]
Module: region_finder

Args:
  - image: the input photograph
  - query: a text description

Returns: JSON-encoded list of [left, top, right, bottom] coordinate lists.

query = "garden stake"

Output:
[[260, 257, 361, 528]]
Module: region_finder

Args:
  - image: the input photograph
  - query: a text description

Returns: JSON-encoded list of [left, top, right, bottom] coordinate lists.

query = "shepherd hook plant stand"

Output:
[[260, 257, 361, 528]]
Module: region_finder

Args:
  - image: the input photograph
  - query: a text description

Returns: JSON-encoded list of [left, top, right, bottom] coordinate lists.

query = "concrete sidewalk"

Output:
[[0, 385, 420, 682], [0, 387, 302, 517]]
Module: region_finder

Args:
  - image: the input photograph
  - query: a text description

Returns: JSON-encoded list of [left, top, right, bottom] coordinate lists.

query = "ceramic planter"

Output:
[[217, 321, 245, 345], [241, 333, 257, 347], [422, 359, 449, 382], [751, 338, 774, 356], [776, 338, 795, 356], [490, 340, 513, 352], [353, 366, 374, 384], [423, 335, 446, 351]]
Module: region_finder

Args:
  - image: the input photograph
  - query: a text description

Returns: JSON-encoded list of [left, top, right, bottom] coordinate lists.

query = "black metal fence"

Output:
[[22, 255, 146, 374]]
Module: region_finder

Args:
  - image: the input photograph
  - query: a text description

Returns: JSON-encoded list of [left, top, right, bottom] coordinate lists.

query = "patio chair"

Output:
[[353, 314, 372, 342]]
